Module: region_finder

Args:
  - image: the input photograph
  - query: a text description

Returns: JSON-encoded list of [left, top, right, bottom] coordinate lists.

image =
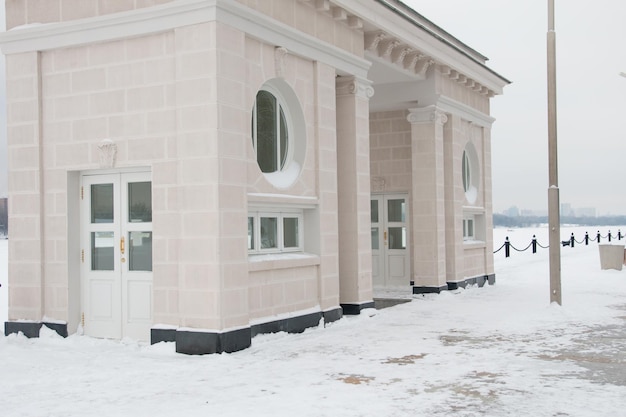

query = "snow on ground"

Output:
[[1, 227, 626, 416], [0, 239, 6, 325]]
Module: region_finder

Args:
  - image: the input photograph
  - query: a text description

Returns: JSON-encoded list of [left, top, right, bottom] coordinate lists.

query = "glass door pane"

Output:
[[387, 199, 405, 222], [371, 227, 380, 250], [129, 231, 152, 271], [128, 182, 152, 222], [91, 231, 115, 271], [371, 199, 379, 223], [387, 198, 407, 249], [388, 227, 406, 249], [91, 184, 114, 223]]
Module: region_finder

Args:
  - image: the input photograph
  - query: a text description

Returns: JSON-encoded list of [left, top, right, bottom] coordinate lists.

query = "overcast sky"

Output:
[[405, 0, 626, 216], [0, 1, 625, 216]]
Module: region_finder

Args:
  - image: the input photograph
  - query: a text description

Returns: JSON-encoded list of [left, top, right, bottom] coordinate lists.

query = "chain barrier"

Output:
[[495, 229, 623, 257]]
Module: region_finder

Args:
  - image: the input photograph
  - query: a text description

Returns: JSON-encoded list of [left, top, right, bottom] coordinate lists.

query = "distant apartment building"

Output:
[[574, 207, 596, 218], [520, 209, 548, 217], [561, 203, 596, 218], [560, 203, 573, 217], [503, 206, 520, 217]]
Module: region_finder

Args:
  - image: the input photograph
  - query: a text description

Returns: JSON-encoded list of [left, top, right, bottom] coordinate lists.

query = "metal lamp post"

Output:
[[547, 0, 562, 305]]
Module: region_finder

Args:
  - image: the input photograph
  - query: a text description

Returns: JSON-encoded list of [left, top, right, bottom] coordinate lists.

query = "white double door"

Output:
[[81, 172, 153, 341], [371, 194, 410, 288]]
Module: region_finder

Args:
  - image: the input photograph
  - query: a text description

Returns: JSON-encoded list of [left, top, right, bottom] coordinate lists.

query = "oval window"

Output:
[[462, 143, 479, 204], [251, 79, 305, 188]]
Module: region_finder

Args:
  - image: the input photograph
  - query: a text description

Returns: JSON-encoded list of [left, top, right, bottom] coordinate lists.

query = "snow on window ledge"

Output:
[[248, 252, 320, 272], [463, 240, 486, 249]]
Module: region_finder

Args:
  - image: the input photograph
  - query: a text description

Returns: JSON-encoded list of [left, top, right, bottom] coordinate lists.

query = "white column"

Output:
[[407, 106, 448, 292]]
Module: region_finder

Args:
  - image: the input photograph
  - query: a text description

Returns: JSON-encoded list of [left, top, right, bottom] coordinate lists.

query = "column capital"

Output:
[[407, 106, 448, 125], [336, 75, 374, 99]]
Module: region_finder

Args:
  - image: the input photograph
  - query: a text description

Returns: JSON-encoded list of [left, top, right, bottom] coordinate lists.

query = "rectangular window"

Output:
[[248, 217, 255, 250], [248, 210, 303, 253], [283, 216, 299, 248], [463, 218, 475, 240], [260, 216, 278, 249]]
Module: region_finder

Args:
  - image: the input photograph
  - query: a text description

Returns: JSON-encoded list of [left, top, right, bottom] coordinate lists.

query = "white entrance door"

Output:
[[81, 172, 153, 341], [371, 194, 410, 288]]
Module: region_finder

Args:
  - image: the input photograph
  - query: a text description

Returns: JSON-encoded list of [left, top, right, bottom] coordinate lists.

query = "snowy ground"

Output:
[[1, 226, 626, 417]]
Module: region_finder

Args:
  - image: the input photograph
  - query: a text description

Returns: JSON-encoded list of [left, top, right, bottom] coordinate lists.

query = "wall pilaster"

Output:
[[316, 62, 341, 313], [443, 114, 464, 283], [335, 75, 374, 312], [6, 51, 45, 321]]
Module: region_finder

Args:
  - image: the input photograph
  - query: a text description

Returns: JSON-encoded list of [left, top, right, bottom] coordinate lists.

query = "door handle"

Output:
[[384, 230, 387, 245], [120, 236, 125, 255]]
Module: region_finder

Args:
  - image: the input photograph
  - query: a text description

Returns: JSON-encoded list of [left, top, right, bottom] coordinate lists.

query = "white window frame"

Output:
[[463, 216, 475, 241], [250, 79, 306, 189], [248, 209, 304, 254], [462, 143, 479, 204]]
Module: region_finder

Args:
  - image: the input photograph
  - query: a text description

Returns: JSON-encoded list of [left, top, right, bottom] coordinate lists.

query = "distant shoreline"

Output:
[[494, 214, 626, 228]]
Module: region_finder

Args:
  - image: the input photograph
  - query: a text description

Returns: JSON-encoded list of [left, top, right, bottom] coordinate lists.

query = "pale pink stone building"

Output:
[[1, 0, 508, 354]]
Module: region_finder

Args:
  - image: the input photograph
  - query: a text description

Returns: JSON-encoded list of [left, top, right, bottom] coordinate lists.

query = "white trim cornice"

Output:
[[435, 95, 495, 128], [332, 0, 508, 93], [217, 0, 370, 77], [0, 0, 371, 78], [0, 0, 214, 54]]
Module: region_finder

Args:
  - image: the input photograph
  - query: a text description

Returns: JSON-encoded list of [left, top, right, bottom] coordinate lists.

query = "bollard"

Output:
[[597, 231, 601, 243], [532, 235, 537, 254], [619, 230, 622, 241], [608, 230, 612, 243], [505, 237, 510, 258], [585, 232, 589, 245], [570, 233, 575, 248]]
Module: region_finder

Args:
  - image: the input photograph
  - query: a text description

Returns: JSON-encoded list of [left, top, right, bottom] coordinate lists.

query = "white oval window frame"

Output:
[[252, 79, 306, 189], [462, 142, 480, 204]]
